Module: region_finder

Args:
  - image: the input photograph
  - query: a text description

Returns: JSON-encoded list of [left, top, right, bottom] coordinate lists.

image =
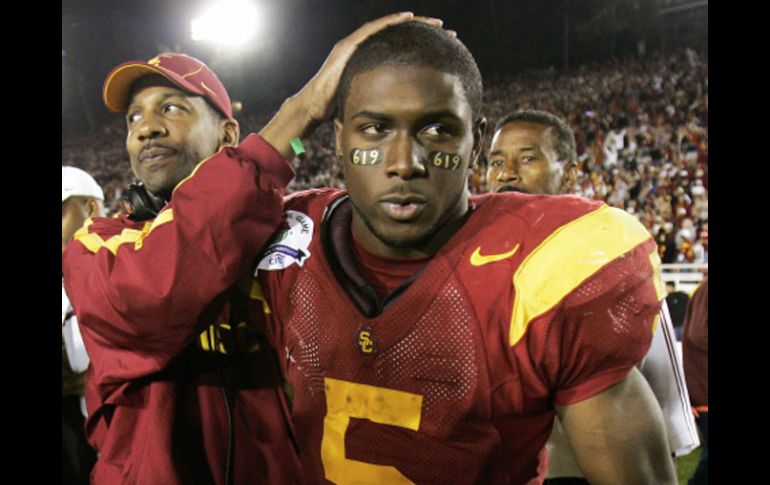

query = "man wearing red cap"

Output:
[[62, 12, 429, 485], [103, 52, 242, 205], [66, 50, 300, 485]]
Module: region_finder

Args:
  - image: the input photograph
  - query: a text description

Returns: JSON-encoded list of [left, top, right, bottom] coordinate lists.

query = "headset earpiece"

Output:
[[122, 182, 168, 221]]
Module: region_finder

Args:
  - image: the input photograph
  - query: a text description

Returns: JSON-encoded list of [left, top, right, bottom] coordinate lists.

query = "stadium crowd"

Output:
[[61, 47, 707, 265]]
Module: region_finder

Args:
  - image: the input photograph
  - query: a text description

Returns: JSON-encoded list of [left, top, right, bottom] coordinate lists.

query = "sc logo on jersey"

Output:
[[356, 325, 377, 355]]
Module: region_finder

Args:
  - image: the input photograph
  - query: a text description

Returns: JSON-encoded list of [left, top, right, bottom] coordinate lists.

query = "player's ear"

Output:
[[560, 161, 578, 193], [85, 198, 99, 218], [219, 118, 240, 148], [470, 117, 487, 169]]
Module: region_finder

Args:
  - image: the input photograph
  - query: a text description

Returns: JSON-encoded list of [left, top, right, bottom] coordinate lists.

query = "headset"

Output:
[[121, 182, 169, 221]]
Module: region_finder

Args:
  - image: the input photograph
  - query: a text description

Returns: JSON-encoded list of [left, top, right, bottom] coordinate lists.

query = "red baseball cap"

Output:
[[103, 53, 233, 119]]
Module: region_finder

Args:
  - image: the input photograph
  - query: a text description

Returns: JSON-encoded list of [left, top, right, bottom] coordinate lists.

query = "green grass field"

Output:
[[676, 447, 701, 484]]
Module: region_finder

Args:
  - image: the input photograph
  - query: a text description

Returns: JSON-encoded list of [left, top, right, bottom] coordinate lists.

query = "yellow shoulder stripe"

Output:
[[73, 209, 174, 255], [510, 205, 654, 346]]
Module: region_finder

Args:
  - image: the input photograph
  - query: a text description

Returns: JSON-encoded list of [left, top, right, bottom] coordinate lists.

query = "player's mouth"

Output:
[[139, 145, 177, 166], [495, 185, 530, 194], [379, 194, 426, 221]]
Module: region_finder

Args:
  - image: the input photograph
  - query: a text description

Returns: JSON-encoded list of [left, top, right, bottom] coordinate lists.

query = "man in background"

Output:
[[62, 166, 102, 485]]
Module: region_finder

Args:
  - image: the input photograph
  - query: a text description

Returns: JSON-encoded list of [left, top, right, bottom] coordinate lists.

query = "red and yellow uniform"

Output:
[[251, 188, 663, 484], [62, 135, 302, 485]]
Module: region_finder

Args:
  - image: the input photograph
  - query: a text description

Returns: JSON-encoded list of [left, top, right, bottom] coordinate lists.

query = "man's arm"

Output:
[[63, 137, 293, 383], [556, 367, 676, 485]]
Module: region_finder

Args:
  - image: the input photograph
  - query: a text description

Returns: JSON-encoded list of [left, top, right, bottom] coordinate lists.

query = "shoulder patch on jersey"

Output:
[[256, 210, 313, 273]]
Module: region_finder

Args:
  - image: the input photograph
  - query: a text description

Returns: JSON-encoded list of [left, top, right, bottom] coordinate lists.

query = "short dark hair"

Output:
[[336, 22, 483, 120], [495, 110, 576, 164]]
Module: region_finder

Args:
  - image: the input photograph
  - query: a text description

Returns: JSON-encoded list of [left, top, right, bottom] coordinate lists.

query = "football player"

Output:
[[248, 23, 676, 483]]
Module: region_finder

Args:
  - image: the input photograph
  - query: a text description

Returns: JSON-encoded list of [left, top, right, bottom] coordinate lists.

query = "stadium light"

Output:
[[191, 0, 261, 47]]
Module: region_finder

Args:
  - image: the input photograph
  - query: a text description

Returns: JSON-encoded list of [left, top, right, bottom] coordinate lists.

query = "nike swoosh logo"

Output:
[[470, 244, 520, 266]]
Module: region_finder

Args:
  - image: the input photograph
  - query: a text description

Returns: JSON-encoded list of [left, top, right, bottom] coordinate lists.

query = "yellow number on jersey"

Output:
[[321, 377, 423, 484]]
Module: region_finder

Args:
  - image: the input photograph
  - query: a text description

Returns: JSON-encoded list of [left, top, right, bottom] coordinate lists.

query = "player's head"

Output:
[[103, 53, 240, 199], [62, 166, 104, 252], [336, 22, 484, 122], [333, 22, 485, 257], [665, 281, 676, 294], [487, 110, 577, 195]]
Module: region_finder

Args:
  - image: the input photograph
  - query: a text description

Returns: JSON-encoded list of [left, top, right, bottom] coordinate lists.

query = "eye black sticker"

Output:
[[350, 148, 382, 166], [429, 151, 463, 170]]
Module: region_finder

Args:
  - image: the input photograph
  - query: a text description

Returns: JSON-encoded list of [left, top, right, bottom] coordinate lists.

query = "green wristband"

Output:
[[290, 137, 306, 156]]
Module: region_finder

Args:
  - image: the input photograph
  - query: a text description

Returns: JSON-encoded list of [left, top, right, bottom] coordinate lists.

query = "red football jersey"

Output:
[[252, 188, 662, 484]]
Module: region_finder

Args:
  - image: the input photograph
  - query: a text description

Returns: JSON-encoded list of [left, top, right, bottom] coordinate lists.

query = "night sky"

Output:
[[62, 0, 705, 136]]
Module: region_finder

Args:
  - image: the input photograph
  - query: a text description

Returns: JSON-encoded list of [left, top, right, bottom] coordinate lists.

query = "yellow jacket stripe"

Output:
[[73, 209, 174, 255], [510, 205, 655, 346]]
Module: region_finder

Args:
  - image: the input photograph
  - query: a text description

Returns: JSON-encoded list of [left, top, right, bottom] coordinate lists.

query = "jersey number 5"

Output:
[[321, 377, 423, 484]]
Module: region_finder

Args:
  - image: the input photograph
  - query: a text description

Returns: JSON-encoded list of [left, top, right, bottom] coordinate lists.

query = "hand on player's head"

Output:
[[297, 12, 450, 124]]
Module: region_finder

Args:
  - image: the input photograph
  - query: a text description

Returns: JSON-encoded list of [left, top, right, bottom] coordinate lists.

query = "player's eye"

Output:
[[163, 103, 186, 115], [361, 123, 386, 135], [421, 123, 450, 137], [126, 111, 142, 124]]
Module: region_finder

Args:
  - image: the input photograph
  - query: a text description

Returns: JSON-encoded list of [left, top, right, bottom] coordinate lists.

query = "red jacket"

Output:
[[62, 135, 302, 484]]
